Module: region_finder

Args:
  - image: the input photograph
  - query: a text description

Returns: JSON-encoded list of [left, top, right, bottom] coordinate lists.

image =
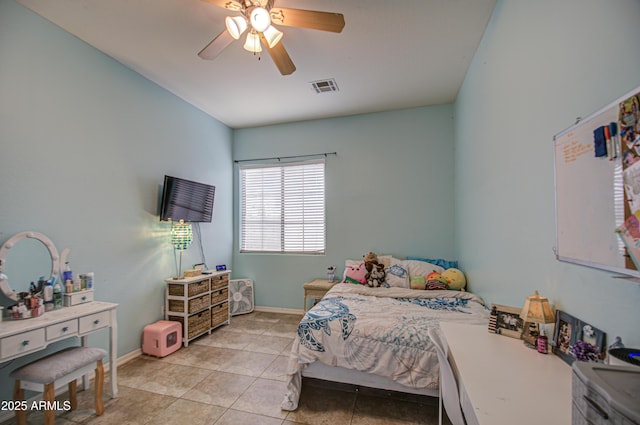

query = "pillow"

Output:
[[377, 255, 392, 268], [343, 262, 367, 285], [407, 257, 458, 270], [343, 259, 360, 281], [385, 258, 410, 288], [405, 260, 445, 279]]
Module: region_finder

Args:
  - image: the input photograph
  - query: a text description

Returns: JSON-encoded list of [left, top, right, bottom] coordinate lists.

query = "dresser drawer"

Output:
[[46, 319, 79, 341], [211, 274, 229, 290], [79, 311, 111, 334], [0, 329, 46, 359]]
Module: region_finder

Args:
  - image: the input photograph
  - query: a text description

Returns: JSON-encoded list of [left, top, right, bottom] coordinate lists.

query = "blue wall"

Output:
[[455, 0, 640, 347], [0, 0, 233, 402], [233, 106, 456, 309]]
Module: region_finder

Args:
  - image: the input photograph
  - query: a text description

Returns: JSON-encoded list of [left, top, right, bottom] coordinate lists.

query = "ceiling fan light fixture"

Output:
[[262, 25, 283, 48], [249, 7, 271, 32], [243, 30, 262, 53], [225, 16, 248, 39]]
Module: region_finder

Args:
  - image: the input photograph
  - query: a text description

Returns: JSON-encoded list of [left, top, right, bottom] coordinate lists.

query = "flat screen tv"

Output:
[[160, 175, 215, 222]]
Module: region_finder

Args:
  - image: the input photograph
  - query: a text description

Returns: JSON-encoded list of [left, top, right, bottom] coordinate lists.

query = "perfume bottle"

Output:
[[537, 328, 548, 354]]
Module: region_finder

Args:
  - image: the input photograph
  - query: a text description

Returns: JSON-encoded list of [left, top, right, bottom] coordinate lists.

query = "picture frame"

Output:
[[574, 319, 606, 362], [488, 304, 524, 339], [552, 310, 607, 365], [552, 310, 578, 365]]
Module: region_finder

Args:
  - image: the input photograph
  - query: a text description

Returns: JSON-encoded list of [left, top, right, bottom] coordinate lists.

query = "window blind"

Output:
[[240, 160, 325, 254]]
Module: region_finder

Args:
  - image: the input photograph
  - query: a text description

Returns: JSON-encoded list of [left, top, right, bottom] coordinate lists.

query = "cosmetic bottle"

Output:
[[63, 261, 73, 283], [53, 281, 63, 309], [43, 280, 53, 311], [537, 328, 548, 354]]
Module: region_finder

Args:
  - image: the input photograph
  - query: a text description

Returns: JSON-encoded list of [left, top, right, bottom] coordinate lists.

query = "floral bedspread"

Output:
[[281, 284, 489, 411]]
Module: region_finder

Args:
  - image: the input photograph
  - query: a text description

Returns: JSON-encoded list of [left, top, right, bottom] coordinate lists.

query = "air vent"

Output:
[[310, 79, 339, 94]]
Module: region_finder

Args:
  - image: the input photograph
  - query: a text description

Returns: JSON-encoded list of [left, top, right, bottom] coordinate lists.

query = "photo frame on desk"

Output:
[[552, 310, 577, 365], [552, 310, 607, 365], [573, 318, 606, 363], [488, 304, 524, 339]]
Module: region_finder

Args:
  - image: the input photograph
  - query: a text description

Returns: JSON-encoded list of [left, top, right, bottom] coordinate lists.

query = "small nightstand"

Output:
[[303, 279, 338, 311]]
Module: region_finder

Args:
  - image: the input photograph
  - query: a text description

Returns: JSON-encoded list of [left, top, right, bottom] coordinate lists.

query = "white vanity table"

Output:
[[0, 231, 119, 398], [0, 301, 118, 397]]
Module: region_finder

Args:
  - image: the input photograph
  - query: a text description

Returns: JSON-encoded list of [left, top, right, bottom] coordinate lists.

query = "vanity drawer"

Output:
[[64, 290, 94, 306], [79, 311, 110, 334], [0, 329, 46, 359], [46, 319, 79, 341]]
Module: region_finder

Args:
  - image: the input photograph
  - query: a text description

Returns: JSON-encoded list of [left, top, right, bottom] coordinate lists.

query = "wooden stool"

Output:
[[10, 346, 107, 425]]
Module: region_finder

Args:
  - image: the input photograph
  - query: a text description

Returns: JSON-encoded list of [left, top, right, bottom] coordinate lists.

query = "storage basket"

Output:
[[168, 309, 211, 339], [211, 274, 229, 290], [169, 293, 209, 314], [167, 279, 209, 297], [211, 288, 228, 306], [211, 302, 229, 328]]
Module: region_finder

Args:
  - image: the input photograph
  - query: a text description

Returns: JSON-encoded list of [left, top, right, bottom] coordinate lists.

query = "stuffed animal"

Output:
[[441, 268, 467, 290], [363, 251, 386, 287], [363, 251, 378, 263], [366, 263, 386, 287], [410, 276, 427, 290], [344, 263, 367, 285], [425, 271, 449, 290]]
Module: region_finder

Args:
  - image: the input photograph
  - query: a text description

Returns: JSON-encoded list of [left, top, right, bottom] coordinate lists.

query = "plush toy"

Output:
[[441, 268, 467, 290], [344, 263, 367, 285], [410, 276, 427, 290], [363, 251, 386, 287], [366, 263, 386, 287], [363, 251, 378, 263], [425, 271, 449, 290]]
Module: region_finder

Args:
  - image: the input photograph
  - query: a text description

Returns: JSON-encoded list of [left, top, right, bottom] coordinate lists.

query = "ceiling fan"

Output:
[[198, 0, 345, 75]]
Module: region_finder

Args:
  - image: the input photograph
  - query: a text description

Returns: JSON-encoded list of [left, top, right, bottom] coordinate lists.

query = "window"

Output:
[[240, 160, 325, 254]]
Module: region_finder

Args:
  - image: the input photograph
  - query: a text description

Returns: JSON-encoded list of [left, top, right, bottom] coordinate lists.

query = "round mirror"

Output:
[[0, 232, 59, 302]]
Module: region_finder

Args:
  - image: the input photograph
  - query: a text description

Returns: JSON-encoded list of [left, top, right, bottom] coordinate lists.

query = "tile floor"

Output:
[[2, 311, 451, 425]]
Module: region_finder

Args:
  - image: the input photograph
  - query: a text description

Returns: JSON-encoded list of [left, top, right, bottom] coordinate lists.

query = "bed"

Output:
[[281, 281, 490, 411]]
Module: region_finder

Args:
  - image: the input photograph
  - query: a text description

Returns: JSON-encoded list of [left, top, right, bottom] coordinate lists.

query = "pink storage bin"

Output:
[[142, 320, 182, 357]]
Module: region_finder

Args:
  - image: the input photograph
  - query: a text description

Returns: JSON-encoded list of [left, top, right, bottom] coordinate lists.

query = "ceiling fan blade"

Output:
[[270, 8, 345, 33], [259, 33, 296, 75], [200, 0, 243, 11], [198, 29, 235, 60]]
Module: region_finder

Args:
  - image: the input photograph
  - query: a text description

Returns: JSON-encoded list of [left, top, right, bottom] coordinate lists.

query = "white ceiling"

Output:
[[16, 0, 496, 129]]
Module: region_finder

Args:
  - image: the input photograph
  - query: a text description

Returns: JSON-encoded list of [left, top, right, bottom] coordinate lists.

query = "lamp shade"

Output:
[[243, 31, 262, 52], [171, 219, 193, 251], [520, 290, 555, 324], [249, 7, 271, 32], [225, 16, 248, 39], [262, 25, 283, 48]]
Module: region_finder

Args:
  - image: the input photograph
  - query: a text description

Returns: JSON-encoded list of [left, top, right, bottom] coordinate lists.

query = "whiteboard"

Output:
[[554, 85, 640, 277]]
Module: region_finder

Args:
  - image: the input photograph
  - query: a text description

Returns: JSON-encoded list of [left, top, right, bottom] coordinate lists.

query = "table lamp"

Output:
[[519, 290, 555, 349], [171, 219, 193, 279]]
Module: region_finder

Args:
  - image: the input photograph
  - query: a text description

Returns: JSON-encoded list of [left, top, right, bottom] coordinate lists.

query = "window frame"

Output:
[[239, 159, 326, 255]]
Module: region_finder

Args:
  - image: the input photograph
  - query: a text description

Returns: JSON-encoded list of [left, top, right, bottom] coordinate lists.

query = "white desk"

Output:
[[0, 301, 118, 397], [440, 322, 572, 425]]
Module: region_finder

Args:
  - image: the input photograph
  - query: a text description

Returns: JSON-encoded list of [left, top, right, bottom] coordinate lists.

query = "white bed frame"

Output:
[[301, 361, 439, 398]]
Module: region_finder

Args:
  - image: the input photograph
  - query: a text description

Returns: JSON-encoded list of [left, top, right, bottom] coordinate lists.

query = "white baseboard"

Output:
[[254, 305, 304, 315], [0, 348, 143, 423]]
